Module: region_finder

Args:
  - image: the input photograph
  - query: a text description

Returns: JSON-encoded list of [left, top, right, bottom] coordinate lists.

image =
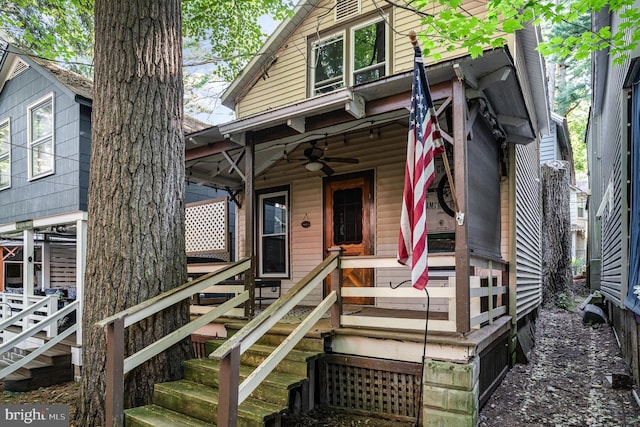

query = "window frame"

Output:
[[309, 12, 390, 97], [257, 187, 290, 279], [27, 93, 55, 180], [350, 16, 389, 86], [310, 31, 346, 97], [0, 118, 10, 190]]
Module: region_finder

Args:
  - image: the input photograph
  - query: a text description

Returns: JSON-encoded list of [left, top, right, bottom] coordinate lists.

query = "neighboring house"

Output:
[[539, 112, 588, 274], [0, 47, 231, 382], [587, 2, 640, 387], [181, 0, 550, 424]]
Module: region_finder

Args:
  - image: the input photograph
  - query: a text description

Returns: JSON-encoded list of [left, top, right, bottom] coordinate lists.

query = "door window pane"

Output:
[[333, 188, 363, 245]]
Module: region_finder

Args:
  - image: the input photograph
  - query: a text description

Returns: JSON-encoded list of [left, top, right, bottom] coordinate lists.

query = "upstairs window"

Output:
[[28, 94, 54, 180], [312, 33, 345, 95], [310, 17, 388, 97], [0, 119, 10, 190], [352, 20, 387, 85]]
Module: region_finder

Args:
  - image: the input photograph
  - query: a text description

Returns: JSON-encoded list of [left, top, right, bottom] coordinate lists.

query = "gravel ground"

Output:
[[480, 280, 640, 427], [2, 280, 638, 427]]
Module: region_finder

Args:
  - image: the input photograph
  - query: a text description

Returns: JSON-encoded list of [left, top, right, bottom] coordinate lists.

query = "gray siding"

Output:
[[539, 125, 558, 163], [515, 139, 542, 319], [0, 65, 84, 225], [597, 52, 629, 304]]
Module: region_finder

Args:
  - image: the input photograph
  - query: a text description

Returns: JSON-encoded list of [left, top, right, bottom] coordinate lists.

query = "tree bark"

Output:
[[76, 1, 192, 425], [541, 160, 572, 307]]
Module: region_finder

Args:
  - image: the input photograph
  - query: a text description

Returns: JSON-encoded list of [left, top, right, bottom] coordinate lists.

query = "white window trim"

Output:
[[349, 16, 389, 86], [310, 31, 346, 97], [0, 118, 10, 190], [258, 189, 289, 278], [27, 93, 55, 181]]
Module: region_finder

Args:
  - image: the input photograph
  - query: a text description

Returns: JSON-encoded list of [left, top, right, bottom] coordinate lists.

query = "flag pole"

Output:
[[408, 30, 460, 216]]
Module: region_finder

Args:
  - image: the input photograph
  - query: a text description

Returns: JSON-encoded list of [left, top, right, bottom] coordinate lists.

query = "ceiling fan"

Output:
[[295, 140, 359, 176]]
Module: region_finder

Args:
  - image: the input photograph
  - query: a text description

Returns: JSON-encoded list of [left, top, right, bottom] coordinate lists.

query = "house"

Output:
[[586, 2, 640, 387], [0, 47, 231, 385], [170, 0, 550, 425]]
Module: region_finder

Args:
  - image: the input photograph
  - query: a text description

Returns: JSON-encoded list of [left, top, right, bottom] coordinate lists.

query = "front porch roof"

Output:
[[186, 47, 537, 190]]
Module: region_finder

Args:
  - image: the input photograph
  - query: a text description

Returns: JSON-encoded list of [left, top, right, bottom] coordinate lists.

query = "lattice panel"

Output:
[[185, 198, 227, 254], [322, 355, 421, 419]]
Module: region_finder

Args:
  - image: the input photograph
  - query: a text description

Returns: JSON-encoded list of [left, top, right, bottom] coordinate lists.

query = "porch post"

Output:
[[244, 132, 255, 317], [22, 229, 35, 320], [76, 218, 87, 346], [452, 78, 471, 333]]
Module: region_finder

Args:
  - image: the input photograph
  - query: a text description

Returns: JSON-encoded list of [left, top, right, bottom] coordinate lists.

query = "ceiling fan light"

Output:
[[305, 161, 323, 171]]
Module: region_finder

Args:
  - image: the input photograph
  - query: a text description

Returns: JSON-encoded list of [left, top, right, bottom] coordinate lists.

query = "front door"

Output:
[[324, 171, 374, 305]]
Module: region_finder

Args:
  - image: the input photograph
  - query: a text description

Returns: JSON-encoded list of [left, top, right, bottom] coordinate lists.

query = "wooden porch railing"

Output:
[[97, 258, 252, 427], [0, 293, 60, 336], [339, 254, 508, 332], [210, 253, 339, 427], [0, 300, 78, 379]]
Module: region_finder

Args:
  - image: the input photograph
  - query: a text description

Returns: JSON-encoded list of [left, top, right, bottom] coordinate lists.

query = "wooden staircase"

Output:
[[0, 342, 74, 392], [124, 323, 327, 427]]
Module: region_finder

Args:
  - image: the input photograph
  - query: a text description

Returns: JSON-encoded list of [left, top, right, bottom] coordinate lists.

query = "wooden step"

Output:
[[125, 404, 214, 427], [240, 344, 322, 377], [152, 380, 283, 427], [183, 358, 306, 405], [223, 323, 327, 353]]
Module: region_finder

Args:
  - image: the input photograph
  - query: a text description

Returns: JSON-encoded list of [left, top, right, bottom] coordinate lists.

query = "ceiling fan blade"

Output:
[[323, 157, 359, 164], [321, 162, 335, 176]]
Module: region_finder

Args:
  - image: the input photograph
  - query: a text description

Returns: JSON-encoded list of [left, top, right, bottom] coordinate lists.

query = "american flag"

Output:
[[398, 45, 445, 290]]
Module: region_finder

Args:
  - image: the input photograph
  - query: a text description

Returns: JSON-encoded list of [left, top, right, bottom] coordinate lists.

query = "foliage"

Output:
[[408, 0, 640, 63], [0, 0, 93, 67], [182, 0, 294, 82], [556, 292, 575, 312]]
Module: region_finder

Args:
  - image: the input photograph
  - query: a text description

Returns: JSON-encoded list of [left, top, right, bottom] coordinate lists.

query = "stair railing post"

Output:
[[105, 316, 125, 427], [327, 246, 343, 328], [46, 295, 58, 338], [217, 345, 240, 427]]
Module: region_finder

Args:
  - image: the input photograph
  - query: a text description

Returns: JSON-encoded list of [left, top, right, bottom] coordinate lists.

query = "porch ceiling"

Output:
[[185, 48, 536, 191]]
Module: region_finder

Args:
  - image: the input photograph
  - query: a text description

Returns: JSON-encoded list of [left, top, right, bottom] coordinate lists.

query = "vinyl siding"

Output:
[[598, 56, 627, 304], [236, 0, 510, 118], [0, 66, 84, 225], [237, 123, 424, 308], [514, 138, 542, 319]]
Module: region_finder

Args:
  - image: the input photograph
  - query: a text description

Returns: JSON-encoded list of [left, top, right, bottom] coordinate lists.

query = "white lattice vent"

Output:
[[9, 58, 29, 80], [185, 198, 228, 254], [336, 0, 360, 22]]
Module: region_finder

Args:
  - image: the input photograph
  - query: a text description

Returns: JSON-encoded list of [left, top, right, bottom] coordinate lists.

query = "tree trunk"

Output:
[[541, 160, 572, 306], [76, 1, 192, 425]]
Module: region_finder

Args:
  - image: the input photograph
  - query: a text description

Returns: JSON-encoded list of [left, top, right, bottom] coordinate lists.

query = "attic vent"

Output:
[[335, 0, 361, 22], [9, 59, 30, 80]]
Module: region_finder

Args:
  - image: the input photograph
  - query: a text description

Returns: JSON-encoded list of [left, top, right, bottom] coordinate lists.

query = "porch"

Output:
[[102, 252, 510, 426]]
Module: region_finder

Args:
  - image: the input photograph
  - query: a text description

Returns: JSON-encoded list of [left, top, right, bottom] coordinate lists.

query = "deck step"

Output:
[[125, 404, 214, 427], [183, 358, 306, 405], [153, 380, 283, 427], [240, 344, 322, 377], [223, 323, 327, 352]]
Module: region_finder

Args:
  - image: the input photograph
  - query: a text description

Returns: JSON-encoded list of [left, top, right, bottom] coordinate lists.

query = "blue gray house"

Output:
[[0, 47, 232, 383]]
